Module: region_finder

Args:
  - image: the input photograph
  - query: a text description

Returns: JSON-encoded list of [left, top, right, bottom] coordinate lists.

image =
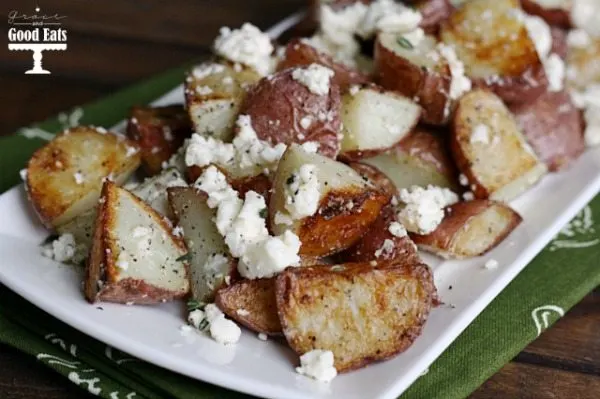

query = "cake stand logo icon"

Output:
[[7, 3, 67, 74]]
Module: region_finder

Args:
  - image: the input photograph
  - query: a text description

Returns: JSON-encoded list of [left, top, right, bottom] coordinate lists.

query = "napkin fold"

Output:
[[1, 66, 598, 399]]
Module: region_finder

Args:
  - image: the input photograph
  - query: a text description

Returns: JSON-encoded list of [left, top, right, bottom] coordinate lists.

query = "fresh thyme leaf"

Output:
[[187, 299, 205, 311], [176, 252, 192, 262], [197, 319, 210, 332], [397, 36, 414, 49], [259, 208, 268, 218]]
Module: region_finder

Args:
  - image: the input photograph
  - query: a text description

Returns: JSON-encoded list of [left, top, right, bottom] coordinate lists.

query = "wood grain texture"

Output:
[[1, 0, 599, 398]]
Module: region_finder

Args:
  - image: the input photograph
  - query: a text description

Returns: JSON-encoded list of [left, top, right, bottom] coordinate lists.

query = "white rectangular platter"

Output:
[[1, 13, 599, 399]]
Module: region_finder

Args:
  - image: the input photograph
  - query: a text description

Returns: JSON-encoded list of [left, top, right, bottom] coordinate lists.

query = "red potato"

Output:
[[510, 90, 585, 171], [375, 32, 454, 125], [340, 203, 420, 264], [26, 127, 141, 228], [126, 105, 192, 176], [362, 127, 460, 191], [415, 0, 454, 34], [279, 39, 370, 91], [338, 85, 421, 161], [451, 90, 547, 202], [412, 200, 522, 259], [349, 162, 398, 200], [441, 0, 548, 105], [550, 26, 568, 59], [85, 181, 189, 304], [276, 260, 438, 372], [270, 144, 388, 257], [241, 68, 342, 158], [520, 0, 572, 28], [216, 278, 281, 335]]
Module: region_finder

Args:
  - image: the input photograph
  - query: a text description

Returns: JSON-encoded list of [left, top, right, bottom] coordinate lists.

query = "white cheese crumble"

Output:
[[566, 29, 592, 48], [41, 233, 83, 263], [296, 350, 338, 383], [213, 23, 274, 76], [319, 2, 368, 47], [284, 164, 321, 220], [374, 238, 395, 258], [572, 84, 600, 147], [185, 115, 286, 175], [193, 304, 242, 345], [397, 185, 459, 234], [291, 64, 335, 96], [300, 141, 320, 154], [274, 211, 294, 226], [192, 63, 226, 79], [188, 309, 205, 329], [388, 222, 407, 237], [470, 124, 490, 145], [484, 259, 499, 270], [73, 172, 84, 185], [299, 115, 313, 130], [236, 309, 250, 316], [357, 0, 421, 38], [258, 333, 268, 341], [349, 85, 361, 96], [458, 173, 469, 187], [195, 85, 213, 96], [19, 169, 27, 181], [571, 0, 600, 38], [462, 191, 475, 201], [437, 44, 472, 100], [195, 166, 301, 279], [543, 53, 565, 92]]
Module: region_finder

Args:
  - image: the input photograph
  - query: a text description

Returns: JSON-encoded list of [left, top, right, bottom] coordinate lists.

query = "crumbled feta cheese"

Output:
[[567, 29, 592, 48], [374, 238, 395, 258], [470, 124, 490, 145], [320, 2, 368, 46], [274, 211, 294, 226], [213, 23, 274, 75], [357, 0, 420, 38], [172, 226, 184, 237], [388, 222, 407, 238], [284, 164, 321, 220], [376, 8, 422, 34], [95, 126, 107, 134], [349, 85, 361, 96], [296, 350, 338, 383], [236, 309, 250, 316], [204, 303, 223, 322], [543, 53, 565, 92], [458, 173, 469, 187], [572, 84, 600, 147], [402, 28, 426, 47], [73, 172, 84, 185], [210, 317, 241, 344], [463, 191, 475, 201], [437, 44, 472, 100], [195, 85, 213, 96], [522, 14, 552, 60], [484, 259, 499, 270], [300, 141, 319, 153], [571, 0, 600, 38], [188, 309, 206, 329], [126, 146, 138, 157], [185, 134, 235, 167], [302, 34, 360, 68], [299, 115, 313, 129], [196, 166, 301, 279], [192, 63, 226, 79], [258, 333, 268, 341], [41, 234, 78, 263], [291, 64, 335, 96], [19, 169, 27, 181], [397, 185, 459, 234]]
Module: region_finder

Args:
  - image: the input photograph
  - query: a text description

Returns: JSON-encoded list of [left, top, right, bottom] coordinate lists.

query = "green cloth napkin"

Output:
[[1, 66, 599, 399]]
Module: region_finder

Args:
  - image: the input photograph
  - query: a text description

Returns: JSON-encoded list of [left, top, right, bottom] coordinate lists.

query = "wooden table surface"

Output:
[[1, 1, 599, 398]]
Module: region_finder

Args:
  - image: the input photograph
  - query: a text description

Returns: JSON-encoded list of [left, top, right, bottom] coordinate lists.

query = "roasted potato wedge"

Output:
[[510, 90, 584, 171], [566, 33, 600, 91], [412, 199, 522, 258], [348, 162, 398, 200], [84, 181, 189, 304], [340, 203, 419, 263], [168, 186, 237, 303], [26, 126, 141, 228], [126, 105, 192, 176], [279, 38, 370, 91], [57, 168, 187, 264], [375, 32, 454, 125], [440, 0, 548, 104], [240, 68, 342, 158], [362, 127, 459, 191], [270, 144, 388, 256], [216, 278, 281, 335], [451, 90, 547, 202], [185, 62, 261, 142], [339, 86, 421, 161], [276, 260, 437, 372], [521, 0, 571, 28]]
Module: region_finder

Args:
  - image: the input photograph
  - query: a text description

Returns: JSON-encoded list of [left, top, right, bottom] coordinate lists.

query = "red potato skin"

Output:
[[411, 199, 522, 255], [550, 27, 568, 60], [279, 39, 370, 92], [472, 65, 549, 105], [349, 162, 398, 200], [520, 0, 572, 28], [241, 69, 342, 158], [374, 38, 453, 126], [416, 0, 454, 34], [339, 203, 420, 264], [509, 90, 585, 171]]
